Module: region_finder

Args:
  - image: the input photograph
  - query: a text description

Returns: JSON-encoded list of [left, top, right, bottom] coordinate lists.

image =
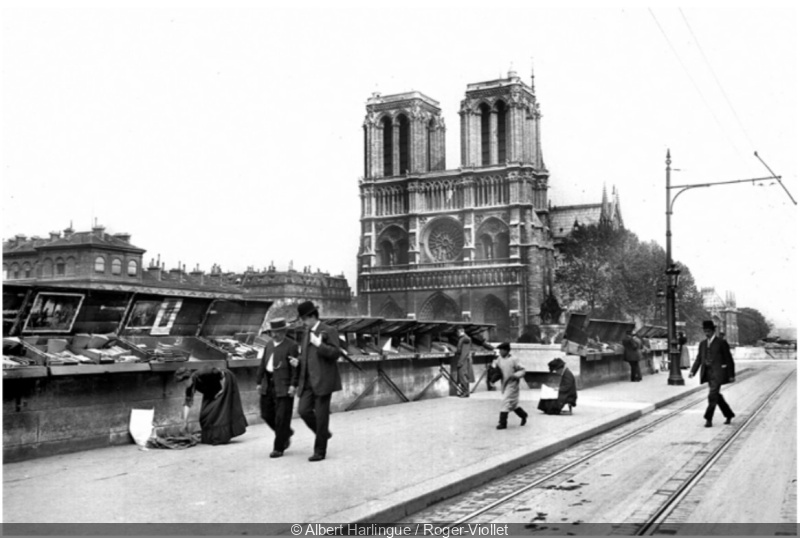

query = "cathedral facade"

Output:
[[356, 70, 558, 341]]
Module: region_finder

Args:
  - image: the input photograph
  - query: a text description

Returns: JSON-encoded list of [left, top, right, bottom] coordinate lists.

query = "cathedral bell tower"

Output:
[[357, 69, 555, 340]]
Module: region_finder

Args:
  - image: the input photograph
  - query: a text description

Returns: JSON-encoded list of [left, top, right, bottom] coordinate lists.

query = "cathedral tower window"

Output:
[[398, 114, 410, 174], [496, 100, 507, 163], [382, 116, 393, 176], [480, 103, 491, 166]]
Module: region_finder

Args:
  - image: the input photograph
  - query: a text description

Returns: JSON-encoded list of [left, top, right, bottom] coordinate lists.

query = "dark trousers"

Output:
[[629, 360, 642, 381], [298, 388, 332, 456], [704, 375, 734, 421], [259, 384, 294, 452]]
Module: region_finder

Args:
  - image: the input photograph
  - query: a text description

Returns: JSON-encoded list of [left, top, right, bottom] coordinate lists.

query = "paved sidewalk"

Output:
[[2, 369, 710, 527]]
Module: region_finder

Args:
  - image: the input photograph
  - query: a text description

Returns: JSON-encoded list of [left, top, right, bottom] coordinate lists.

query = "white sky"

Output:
[[2, 3, 798, 328]]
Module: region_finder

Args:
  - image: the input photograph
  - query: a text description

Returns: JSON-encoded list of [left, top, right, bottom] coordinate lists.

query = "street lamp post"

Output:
[[663, 149, 789, 386], [666, 263, 683, 385]]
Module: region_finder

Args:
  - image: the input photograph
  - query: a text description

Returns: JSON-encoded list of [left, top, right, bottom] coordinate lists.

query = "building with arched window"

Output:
[[2, 225, 145, 285], [357, 70, 622, 341]]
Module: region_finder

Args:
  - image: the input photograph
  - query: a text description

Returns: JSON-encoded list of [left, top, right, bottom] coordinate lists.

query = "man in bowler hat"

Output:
[[690, 320, 736, 427], [255, 318, 299, 458], [296, 301, 342, 461]]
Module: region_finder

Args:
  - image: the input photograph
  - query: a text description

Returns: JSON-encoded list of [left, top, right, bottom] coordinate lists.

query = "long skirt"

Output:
[[199, 370, 247, 445]]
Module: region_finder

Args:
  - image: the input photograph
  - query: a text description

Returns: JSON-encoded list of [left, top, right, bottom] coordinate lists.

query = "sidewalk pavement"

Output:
[[2, 369, 710, 527]]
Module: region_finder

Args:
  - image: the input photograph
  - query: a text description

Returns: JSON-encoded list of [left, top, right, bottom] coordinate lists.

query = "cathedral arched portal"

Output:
[[377, 225, 409, 267], [475, 217, 510, 261], [482, 294, 510, 342], [418, 292, 460, 322], [379, 296, 405, 319]]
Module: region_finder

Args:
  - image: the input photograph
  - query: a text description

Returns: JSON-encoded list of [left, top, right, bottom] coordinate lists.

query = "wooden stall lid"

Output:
[[227, 358, 261, 369], [3, 366, 48, 379], [49, 363, 151, 376], [150, 359, 227, 372], [199, 299, 272, 337]]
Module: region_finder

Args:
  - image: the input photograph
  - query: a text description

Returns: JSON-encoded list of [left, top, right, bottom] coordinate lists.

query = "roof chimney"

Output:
[[92, 224, 105, 239], [113, 233, 131, 243], [63, 224, 74, 238], [49, 231, 61, 241]]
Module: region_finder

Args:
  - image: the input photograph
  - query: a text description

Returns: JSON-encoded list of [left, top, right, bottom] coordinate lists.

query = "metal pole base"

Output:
[[668, 374, 685, 386], [667, 351, 685, 385]]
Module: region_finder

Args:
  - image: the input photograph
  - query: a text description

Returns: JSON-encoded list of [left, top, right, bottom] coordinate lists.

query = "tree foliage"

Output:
[[555, 222, 707, 338], [737, 307, 773, 345]]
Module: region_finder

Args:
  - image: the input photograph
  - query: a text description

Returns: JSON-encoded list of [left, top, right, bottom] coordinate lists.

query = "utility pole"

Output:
[[663, 150, 791, 386]]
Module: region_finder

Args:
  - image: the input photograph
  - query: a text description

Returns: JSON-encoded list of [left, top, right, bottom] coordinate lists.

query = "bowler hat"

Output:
[[267, 318, 288, 332], [702, 320, 716, 331], [497, 342, 511, 351], [297, 301, 319, 319]]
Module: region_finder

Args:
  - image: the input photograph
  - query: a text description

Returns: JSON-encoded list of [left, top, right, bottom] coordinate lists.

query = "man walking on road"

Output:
[[255, 318, 299, 458], [296, 301, 341, 461], [690, 320, 736, 428]]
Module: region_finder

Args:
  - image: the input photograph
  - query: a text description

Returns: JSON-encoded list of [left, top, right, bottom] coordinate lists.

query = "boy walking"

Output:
[[490, 342, 528, 429]]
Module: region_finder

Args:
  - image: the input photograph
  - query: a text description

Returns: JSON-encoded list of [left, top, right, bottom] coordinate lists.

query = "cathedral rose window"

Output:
[[425, 218, 464, 262]]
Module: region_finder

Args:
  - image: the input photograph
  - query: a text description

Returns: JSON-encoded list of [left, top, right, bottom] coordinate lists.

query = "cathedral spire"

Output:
[[530, 58, 536, 95]]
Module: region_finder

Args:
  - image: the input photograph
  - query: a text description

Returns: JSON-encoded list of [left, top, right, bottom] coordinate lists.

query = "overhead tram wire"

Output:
[[678, 8, 758, 152], [647, 9, 749, 168]]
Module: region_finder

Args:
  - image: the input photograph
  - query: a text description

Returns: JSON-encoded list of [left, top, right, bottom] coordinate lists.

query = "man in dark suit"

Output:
[[690, 320, 736, 427], [454, 327, 474, 397], [296, 301, 342, 462], [255, 318, 299, 458]]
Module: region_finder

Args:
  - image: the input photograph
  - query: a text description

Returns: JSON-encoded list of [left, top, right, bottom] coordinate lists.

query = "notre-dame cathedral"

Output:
[[356, 69, 621, 341]]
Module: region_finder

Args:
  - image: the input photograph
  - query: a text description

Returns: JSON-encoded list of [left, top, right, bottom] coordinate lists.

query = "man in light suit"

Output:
[[296, 301, 342, 462], [690, 320, 736, 427], [255, 318, 299, 458]]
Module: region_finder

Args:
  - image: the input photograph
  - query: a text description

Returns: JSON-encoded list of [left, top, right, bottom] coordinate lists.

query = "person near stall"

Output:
[[454, 327, 475, 397], [255, 318, 300, 458], [621, 329, 643, 382], [537, 357, 578, 415], [296, 301, 342, 462], [174, 366, 247, 445], [489, 342, 528, 429]]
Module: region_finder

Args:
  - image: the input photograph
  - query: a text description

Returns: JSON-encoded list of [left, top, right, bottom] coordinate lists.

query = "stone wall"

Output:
[[3, 347, 660, 463]]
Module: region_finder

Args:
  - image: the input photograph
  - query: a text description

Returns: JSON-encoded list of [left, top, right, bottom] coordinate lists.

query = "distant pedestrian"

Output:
[[454, 327, 475, 397], [175, 366, 247, 445], [255, 318, 300, 458], [537, 358, 578, 415], [689, 320, 735, 428], [489, 342, 528, 429], [622, 329, 643, 382], [678, 331, 691, 369], [296, 301, 341, 462]]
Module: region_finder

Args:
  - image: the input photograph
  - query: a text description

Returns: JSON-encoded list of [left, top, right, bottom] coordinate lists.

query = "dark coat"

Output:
[[297, 321, 342, 396], [691, 336, 735, 385], [621, 335, 642, 363], [255, 337, 300, 397]]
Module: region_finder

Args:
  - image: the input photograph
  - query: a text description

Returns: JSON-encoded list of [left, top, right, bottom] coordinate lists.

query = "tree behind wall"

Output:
[[737, 307, 773, 345], [555, 223, 707, 338]]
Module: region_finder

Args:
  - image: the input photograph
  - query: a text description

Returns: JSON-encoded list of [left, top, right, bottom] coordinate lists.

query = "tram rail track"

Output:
[[424, 367, 788, 530], [636, 369, 795, 535]]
